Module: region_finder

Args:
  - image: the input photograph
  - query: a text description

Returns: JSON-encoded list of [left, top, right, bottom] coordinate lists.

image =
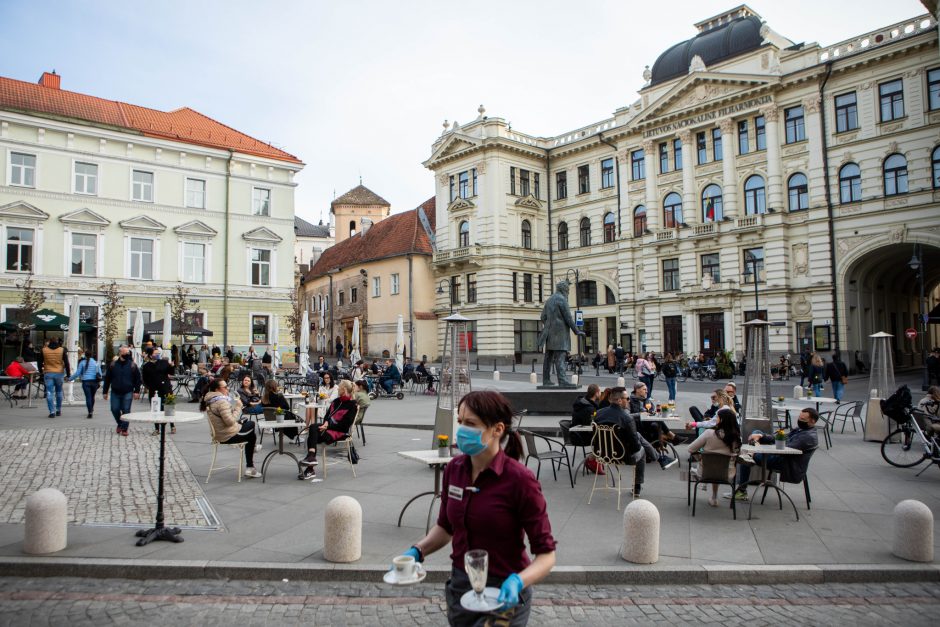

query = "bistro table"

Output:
[[283, 392, 305, 414], [256, 418, 306, 482], [123, 410, 204, 546], [798, 396, 839, 414], [739, 442, 804, 521], [396, 449, 455, 533], [771, 401, 812, 429]]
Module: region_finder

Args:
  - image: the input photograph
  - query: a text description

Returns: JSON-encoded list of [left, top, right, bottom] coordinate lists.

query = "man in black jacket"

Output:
[[142, 348, 174, 434], [594, 387, 646, 496], [102, 346, 141, 436]]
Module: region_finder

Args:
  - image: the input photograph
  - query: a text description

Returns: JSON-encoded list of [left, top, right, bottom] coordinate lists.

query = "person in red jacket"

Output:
[[5, 356, 30, 399]]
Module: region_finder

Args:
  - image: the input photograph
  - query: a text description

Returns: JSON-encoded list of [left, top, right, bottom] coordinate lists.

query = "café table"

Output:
[[798, 396, 839, 414], [283, 392, 304, 414], [256, 418, 306, 482], [123, 410, 205, 546], [771, 401, 811, 429], [739, 442, 804, 521], [396, 449, 455, 533]]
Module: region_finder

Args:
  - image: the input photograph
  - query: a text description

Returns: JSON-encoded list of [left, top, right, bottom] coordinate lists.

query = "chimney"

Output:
[[38, 71, 60, 89], [360, 217, 373, 236]]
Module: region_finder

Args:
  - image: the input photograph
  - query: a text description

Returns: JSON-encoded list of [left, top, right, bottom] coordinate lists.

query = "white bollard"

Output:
[[493, 370, 500, 381], [571, 374, 579, 385], [892, 499, 934, 562], [529, 372, 537, 385], [323, 496, 362, 563], [24, 488, 67, 554], [793, 385, 803, 399], [617, 376, 625, 387], [621, 499, 659, 564]]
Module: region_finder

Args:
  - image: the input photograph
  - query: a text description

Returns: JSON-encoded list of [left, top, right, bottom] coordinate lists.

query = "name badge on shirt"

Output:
[[448, 485, 464, 501]]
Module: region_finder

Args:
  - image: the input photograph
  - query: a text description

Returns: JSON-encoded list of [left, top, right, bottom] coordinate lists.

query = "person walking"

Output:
[[808, 353, 825, 397], [614, 344, 625, 374], [661, 352, 679, 402], [335, 337, 344, 361], [799, 348, 811, 387], [71, 349, 102, 419], [825, 351, 849, 402], [41, 338, 71, 418], [636, 352, 656, 395], [606, 345, 616, 374], [396, 390, 556, 625], [102, 346, 142, 436]]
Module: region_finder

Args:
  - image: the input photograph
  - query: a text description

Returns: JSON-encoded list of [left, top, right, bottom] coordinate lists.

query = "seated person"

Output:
[[730, 408, 819, 501], [916, 386, 940, 439], [353, 380, 371, 409], [628, 381, 685, 447], [687, 408, 741, 507], [415, 360, 436, 394], [202, 379, 260, 478], [379, 359, 401, 394], [571, 383, 601, 427], [315, 355, 330, 375], [723, 381, 742, 414], [370, 358, 381, 374], [593, 387, 649, 497], [299, 380, 359, 479], [401, 358, 416, 383], [317, 371, 339, 403], [687, 388, 735, 429], [236, 375, 264, 415], [209, 358, 223, 375], [260, 379, 299, 439], [5, 356, 31, 399], [351, 360, 367, 382]]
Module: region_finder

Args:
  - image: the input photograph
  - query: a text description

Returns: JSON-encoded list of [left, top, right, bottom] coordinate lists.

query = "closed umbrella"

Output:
[[319, 298, 325, 351], [132, 308, 144, 365], [350, 316, 361, 364], [162, 302, 172, 349], [65, 295, 80, 405], [299, 310, 310, 373], [271, 314, 280, 371], [395, 314, 404, 372]]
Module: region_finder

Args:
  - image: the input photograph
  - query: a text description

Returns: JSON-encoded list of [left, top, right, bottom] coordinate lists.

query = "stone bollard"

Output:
[[621, 499, 659, 564], [617, 376, 625, 387], [892, 499, 934, 562], [324, 496, 362, 563], [24, 488, 67, 554], [493, 370, 500, 381], [793, 385, 803, 398], [529, 372, 537, 385]]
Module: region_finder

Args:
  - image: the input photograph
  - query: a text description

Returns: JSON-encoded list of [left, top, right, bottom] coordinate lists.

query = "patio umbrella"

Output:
[[395, 314, 404, 372], [350, 316, 361, 364], [132, 308, 144, 365], [319, 298, 325, 351], [271, 314, 280, 370], [65, 295, 80, 405], [162, 302, 172, 348], [299, 310, 310, 373]]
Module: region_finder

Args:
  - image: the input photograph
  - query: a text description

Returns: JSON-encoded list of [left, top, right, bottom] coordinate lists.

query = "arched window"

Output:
[[663, 192, 682, 228], [579, 217, 591, 247], [458, 220, 470, 247], [633, 206, 647, 238], [701, 184, 723, 222], [521, 219, 532, 249], [605, 285, 616, 304], [883, 153, 908, 196], [557, 221, 568, 251], [743, 175, 766, 215], [933, 147, 940, 189], [839, 163, 861, 203], [787, 173, 808, 211], [603, 212, 616, 243], [349, 220, 357, 237]]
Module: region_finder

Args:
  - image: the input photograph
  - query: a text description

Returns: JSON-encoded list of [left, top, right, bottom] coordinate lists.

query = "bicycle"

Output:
[[880, 396, 940, 476]]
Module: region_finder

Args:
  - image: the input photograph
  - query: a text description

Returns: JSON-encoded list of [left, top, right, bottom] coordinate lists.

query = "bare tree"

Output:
[[98, 280, 124, 363], [286, 283, 305, 350], [16, 274, 45, 354], [166, 284, 191, 330]]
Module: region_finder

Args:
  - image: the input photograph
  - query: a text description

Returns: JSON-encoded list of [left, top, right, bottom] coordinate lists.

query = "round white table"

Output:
[[256, 418, 305, 481], [123, 410, 204, 546]]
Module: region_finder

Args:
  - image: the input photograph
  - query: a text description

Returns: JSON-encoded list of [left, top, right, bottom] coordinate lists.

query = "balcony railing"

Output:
[[433, 245, 482, 265]]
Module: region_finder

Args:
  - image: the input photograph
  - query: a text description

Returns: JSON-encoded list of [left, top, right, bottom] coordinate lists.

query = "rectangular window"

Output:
[[129, 237, 153, 280], [784, 105, 805, 143], [754, 116, 766, 150], [879, 79, 904, 121], [252, 187, 271, 216], [601, 158, 614, 188], [519, 169, 530, 196], [534, 173, 540, 199], [712, 128, 723, 161], [512, 272, 518, 302], [556, 171, 567, 199], [185, 178, 206, 208], [743, 247, 765, 283], [390, 273, 400, 295], [71, 233, 97, 276], [522, 273, 533, 302], [466, 273, 477, 303], [662, 258, 680, 291], [250, 248, 271, 286], [10, 152, 36, 187], [450, 276, 460, 306], [338, 291, 345, 306], [5, 227, 33, 272], [834, 92, 859, 133], [458, 171, 469, 199], [538, 274, 543, 302], [513, 319, 543, 354], [182, 242, 205, 283], [631, 149, 645, 180], [659, 142, 669, 173], [372, 276, 381, 297], [701, 252, 720, 283], [449, 175, 455, 202], [577, 165, 590, 194], [74, 162, 98, 195], [738, 120, 749, 155], [577, 280, 598, 306], [132, 170, 153, 202], [673, 138, 683, 170], [472, 168, 477, 196], [696, 132, 707, 164], [251, 315, 269, 344], [510, 166, 516, 195], [350, 287, 358, 303], [928, 68, 940, 111]]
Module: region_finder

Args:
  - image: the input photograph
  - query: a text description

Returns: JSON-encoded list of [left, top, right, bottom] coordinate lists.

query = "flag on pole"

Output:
[[705, 197, 715, 222]]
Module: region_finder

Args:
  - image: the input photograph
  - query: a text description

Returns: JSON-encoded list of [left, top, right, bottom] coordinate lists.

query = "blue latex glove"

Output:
[[389, 547, 421, 571], [497, 573, 524, 608]]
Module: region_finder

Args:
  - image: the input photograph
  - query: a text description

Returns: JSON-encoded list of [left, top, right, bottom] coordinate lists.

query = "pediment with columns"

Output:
[[174, 220, 218, 238], [0, 201, 49, 223], [59, 208, 110, 228], [425, 133, 483, 166], [634, 73, 777, 129], [242, 226, 283, 243], [447, 197, 476, 212], [514, 194, 542, 210], [118, 215, 166, 233]]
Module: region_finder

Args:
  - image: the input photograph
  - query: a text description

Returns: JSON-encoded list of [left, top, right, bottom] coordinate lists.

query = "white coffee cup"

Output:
[[393, 554, 416, 580]]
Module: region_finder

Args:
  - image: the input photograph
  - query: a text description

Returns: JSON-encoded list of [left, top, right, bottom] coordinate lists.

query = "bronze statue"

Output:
[[537, 279, 584, 388]]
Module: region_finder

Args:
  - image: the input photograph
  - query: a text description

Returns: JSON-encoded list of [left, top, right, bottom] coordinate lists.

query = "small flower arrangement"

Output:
[[275, 407, 284, 415], [777, 395, 785, 402], [437, 434, 449, 448], [318, 392, 327, 400], [774, 429, 786, 441], [164, 393, 176, 405]]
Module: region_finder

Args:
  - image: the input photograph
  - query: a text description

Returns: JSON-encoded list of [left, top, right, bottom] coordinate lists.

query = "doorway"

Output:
[[662, 315, 683, 356], [699, 313, 724, 357]]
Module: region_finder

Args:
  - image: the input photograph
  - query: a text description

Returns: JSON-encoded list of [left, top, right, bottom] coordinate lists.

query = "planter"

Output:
[[164, 405, 176, 417], [276, 413, 285, 422], [775, 439, 785, 450], [438, 448, 449, 458]]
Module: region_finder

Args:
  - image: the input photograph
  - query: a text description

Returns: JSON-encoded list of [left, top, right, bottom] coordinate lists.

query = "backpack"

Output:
[[662, 362, 678, 378], [881, 385, 912, 423]]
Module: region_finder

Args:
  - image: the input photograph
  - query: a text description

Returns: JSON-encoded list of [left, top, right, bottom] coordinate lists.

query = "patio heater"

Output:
[[863, 331, 896, 442], [432, 313, 472, 450], [740, 319, 773, 439]]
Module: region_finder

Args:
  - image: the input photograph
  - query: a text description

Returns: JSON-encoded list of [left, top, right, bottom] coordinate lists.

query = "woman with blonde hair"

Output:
[[687, 388, 735, 431], [809, 353, 825, 397]]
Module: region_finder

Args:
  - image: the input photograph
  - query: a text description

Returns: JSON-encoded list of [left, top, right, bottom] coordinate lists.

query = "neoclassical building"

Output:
[[425, 5, 940, 368]]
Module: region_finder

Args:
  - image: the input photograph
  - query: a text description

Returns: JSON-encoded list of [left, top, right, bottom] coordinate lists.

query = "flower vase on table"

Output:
[[437, 435, 450, 457], [774, 429, 786, 450], [275, 408, 285, 422], [163, 394, 176, 417]]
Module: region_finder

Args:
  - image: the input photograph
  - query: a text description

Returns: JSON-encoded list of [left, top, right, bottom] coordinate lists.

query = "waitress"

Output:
[[398, 390, 556, 626]]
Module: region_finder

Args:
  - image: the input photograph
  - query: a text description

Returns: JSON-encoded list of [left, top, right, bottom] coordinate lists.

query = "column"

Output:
[[679, 130, 696, 225], [719, 118, 739, 220], [802, 95, 824, 209], [642, 140, 659, 232], [761, 104, 783, 211]]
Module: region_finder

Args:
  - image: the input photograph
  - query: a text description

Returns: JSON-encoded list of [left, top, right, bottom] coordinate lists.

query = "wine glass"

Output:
[[464, 549, 489, 610]]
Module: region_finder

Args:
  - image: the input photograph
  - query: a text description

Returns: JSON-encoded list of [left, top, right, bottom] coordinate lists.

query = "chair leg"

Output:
[[616, 466, 623, 511], [535, 460, 542, 480], [692, 481, 698, 516], [347, 440, 357, 478], [803, 477, 811, 509], [237, 445, 243, 482], [588, 464, 600, 505], [761, 485, 769, 505], [361, 425, 366, 445], [207, 443, 217, 484], [551, 458, 558, 481], [731, 483, 736, 519]]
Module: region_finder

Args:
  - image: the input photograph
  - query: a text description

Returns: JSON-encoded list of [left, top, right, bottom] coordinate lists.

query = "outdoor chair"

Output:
[[409, 373, 429, 395], [760, 447, 816, 511], [814, 413, 833, 450], [206, 416, 246, 483], [588, 423, 637, 511], [558, 419, 592, 475], [319, 433, 358, 479], [354, 405, 369, 445], [520, 429, 573, 488], [825, 400, 865, 434], [687, 452, 738, 519]]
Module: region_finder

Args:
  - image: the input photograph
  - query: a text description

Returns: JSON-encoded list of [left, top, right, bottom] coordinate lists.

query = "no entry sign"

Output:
[[905, 327, 917, 340]]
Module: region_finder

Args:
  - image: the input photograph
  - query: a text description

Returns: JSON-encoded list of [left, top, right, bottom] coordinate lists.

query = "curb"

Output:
[[1, 557, 937, 585]]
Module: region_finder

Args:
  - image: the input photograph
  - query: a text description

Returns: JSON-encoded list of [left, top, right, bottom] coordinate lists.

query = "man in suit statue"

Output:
[[537, 279, 584, 388]]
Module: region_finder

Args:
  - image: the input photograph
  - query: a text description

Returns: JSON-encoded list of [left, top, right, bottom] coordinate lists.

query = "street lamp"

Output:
[[565, 269, 583, 374], [908, 244, 928, 391], [744, 251, 761, 319], [436, 278, 453, 314]]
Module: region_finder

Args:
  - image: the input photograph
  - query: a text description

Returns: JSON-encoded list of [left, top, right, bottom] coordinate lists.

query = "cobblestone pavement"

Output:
[[0, 577, 937, 626], [0, 428, 209, 527]]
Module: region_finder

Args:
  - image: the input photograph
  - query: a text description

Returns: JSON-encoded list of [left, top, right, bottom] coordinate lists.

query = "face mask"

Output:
[[120, 355, 129, 361], [456, 425, 490, 456], [797, 420, 811, 430]]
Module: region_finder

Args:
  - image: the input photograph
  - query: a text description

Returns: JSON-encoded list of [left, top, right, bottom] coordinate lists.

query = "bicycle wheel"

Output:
[[881, 428, 928, 468]]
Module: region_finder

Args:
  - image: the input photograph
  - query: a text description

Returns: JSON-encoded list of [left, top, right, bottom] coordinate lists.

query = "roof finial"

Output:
[[359, 174, 362, 185]]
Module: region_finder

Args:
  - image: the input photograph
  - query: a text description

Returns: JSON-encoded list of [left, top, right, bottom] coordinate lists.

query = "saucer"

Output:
[[383, 565, 427, 586], [460, 587, 501, 612]]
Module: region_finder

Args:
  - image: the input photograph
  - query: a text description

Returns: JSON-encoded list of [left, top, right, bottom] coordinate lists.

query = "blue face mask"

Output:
[[456, 425, 489, 456]]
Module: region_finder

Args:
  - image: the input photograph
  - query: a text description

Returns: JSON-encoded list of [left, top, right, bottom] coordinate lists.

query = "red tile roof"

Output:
[[0, 73, 301, 164], [307, 197, 436, 278]]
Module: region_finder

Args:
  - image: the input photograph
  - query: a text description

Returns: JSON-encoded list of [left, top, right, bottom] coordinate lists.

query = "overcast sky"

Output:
[[0, 0, 926, 222]]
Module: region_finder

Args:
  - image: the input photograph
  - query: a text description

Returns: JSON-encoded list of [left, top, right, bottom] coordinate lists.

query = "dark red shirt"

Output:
[[436, 449, 556, 579]]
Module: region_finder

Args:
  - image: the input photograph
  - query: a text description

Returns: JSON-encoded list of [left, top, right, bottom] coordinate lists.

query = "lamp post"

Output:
[[565, 269, 582, 374], [436, 278, 453, 314], [908, 244, 928, 391], [744, 251, 760, 319]]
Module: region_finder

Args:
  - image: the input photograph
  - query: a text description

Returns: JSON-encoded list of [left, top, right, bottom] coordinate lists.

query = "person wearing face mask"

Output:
[[102, 346, 142, 436], [299, 379, 358, 480], [728, 408, 819, 502], [398, 391, 556, 625]]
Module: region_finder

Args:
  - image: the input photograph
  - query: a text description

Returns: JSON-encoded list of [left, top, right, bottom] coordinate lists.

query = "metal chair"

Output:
[[206, 417, 246, 483], [826, 401, 864, 433], [558, 419, 591, 474], [687, 452, 738, 519], [588, 423, 637, 511], [354, 405, 369, 444], [520, 430, 573, 488], [761, 447, 816, 511]]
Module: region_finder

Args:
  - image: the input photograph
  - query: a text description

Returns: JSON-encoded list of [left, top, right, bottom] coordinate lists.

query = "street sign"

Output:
[[575, 310, 584, 327], [905, 327, 917, 340], [923, 314, 931, 324]]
